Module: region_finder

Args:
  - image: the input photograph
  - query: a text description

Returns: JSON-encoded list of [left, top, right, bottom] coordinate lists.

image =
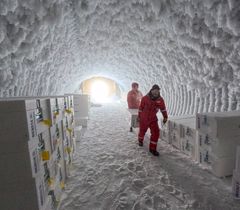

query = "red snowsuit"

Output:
[[127, 90, 143, 109], [138, 94, 168, 151]]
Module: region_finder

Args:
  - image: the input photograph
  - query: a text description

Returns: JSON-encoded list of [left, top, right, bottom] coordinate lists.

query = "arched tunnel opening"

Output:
[[1, 1, 240, 210], [79, 76, 122, 103]]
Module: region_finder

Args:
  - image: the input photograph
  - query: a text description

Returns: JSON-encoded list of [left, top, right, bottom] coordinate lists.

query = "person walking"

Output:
[[127, 82, 143, 132], [127, 82, 143, 109], [138, 84, 168, 156]]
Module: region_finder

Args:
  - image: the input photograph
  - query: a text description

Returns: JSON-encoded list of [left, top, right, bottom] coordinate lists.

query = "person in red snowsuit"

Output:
[[127, 82, 143, 109], [127, 82, 143, 132], [138, 84, 168, 156]]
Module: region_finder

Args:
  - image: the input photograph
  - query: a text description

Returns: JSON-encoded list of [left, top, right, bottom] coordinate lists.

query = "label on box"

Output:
[[60, 181, 65, 189], [41, 151, 50, 161], [42, 119, 52, 127], [27, 110, 37, 138], [66, 147, 72, 154]]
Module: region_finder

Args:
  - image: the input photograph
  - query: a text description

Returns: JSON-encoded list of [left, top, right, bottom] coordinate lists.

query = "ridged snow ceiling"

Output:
[[0, 0, 240, 115]]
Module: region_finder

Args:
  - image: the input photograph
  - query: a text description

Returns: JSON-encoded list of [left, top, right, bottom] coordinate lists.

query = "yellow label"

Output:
[[60, 181, 65, 189], [66, 147, 72, 154], [41, 151, 50, 161], [54, 112, 59, 116], [65, 109, 72, 114], [42, 119, 52, 126], [67, 128, 72, 133], [47, 178, 55, 186]]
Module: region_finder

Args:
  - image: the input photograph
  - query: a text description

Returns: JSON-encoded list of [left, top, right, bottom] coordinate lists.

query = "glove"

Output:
[[163, 118, 167, 124]]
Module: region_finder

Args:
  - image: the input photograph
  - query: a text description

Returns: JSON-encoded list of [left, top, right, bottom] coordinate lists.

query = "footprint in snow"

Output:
[[127, 162, 135, 171]]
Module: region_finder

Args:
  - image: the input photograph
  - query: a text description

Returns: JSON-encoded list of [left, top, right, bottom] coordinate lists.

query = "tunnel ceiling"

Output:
[[0, 0, 240, 115]]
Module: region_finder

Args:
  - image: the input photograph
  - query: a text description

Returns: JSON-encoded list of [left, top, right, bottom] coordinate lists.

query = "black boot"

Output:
[[138, 141, 143, 146], [130, 127, 133, 132], [149, 149, 159, 156]]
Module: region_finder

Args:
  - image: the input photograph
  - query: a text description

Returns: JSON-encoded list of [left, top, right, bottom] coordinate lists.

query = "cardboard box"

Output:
[[212, 156, 235, 177], [0, 98, 36, 112], [169, 132, 181, 149], [73, 94, 90, 119], [50, 122, 63, 153], [198, 147, 236, 177], [181, 138, 196, 160], [50, 97, 65, 125], [197, 131, 240, 158], [196, 111, 240, 139]]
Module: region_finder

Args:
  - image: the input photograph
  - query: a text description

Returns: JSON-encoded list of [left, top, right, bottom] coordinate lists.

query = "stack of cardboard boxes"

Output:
[[71, 94, 90, 128], [0, 94, 83, 210], [160, 111, 240, 178], [168, 118, 182, 149], [167, 116, 196, 153], [63, 95, 76, 171], [180, 117, 197, 160], [196, 111, 240, 177]]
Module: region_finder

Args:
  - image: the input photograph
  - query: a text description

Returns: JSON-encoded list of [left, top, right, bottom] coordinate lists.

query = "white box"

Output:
[[198, 147, 236, 177], [50, 122, 63, 153], [49, 96, 65, 125], [40, 129, 52, 153], [197, 131, 240, 158], [169, 120, 182, 135], [0, 97, 67, 210], [35, 98, 52, 134], [169, 132, 181, 149], [64, 94, 74, 110], [72, 94, 90, 118], [0, 111, 28, 131], [0, 135, 29, 155], [181, 138, 196, 160], [196, 111, 240, 139], [26, 109, 38, 139], [64, 114, 74, 129], [35, 176, 48, 210], [28, 139, 41, 177], [0, 152, 33, 185], [0, 98, 36, 112], [168, 116, 196, 149], [212, 156, 235, 177], [181, 119, 197, 159]]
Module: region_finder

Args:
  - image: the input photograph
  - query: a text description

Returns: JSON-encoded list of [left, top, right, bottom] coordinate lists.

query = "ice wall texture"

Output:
[[0, 0, 240, 115]]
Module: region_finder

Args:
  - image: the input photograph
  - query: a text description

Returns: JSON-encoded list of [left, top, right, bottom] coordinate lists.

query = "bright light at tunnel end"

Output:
[[90, 80, 110, 103]]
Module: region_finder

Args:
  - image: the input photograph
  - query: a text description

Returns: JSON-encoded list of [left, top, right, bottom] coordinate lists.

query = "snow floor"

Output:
[[58, 102, 240, 210]]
